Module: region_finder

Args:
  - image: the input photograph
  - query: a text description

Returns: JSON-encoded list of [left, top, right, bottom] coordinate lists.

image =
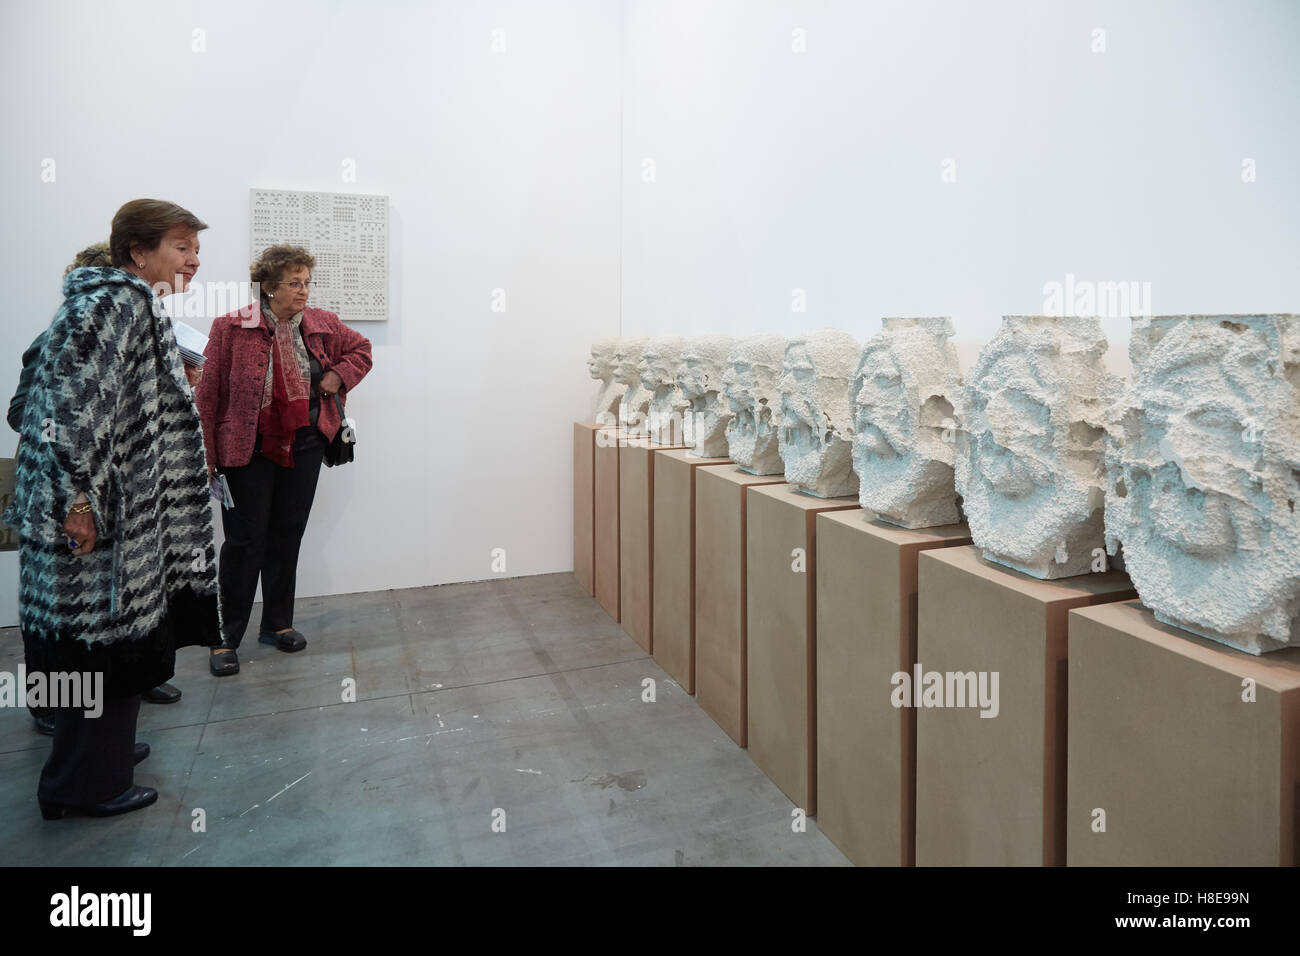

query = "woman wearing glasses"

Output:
[[195, 245, 372, 677]]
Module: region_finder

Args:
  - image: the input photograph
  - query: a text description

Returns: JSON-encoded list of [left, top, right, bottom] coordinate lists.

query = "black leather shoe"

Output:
[[33, 715, 55, 736], [142, 682, 182, 704], [134, 743, 150, 766], [259, 628, 307, 653], [210, 647, 239, 677], [39, 785, 158, 820]]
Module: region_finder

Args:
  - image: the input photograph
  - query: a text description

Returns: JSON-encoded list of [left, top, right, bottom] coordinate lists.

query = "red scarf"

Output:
[[258, 306, 311, 467]]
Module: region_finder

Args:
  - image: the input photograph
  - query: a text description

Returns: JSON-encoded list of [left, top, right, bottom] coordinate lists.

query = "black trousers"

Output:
[[218, 430, 326, 647], [40, 695, 141, 805]]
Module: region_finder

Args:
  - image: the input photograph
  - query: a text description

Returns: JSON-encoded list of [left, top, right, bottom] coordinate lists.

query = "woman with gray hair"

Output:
[[4, 199, 221, 819]]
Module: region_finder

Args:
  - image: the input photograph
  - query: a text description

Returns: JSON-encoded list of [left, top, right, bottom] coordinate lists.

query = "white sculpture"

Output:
[[588, 337, 625, 423], [676, 335, 736, 458], [1105, 314, 1300, 654], [852, 317, 962, 528], [614, 336, 650, 434], [779, 329, 861, 498], [724, 334, 787, 475], [639, 336, 688, 444], [956, 315, 1116, 579]]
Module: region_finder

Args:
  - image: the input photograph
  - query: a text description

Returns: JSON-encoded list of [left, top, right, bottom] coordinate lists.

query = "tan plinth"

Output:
[[696, 466, 787, 746], [652, 449, 732, 692], [816, 512, 972, 867], [746, 483, 861, 814], [1068, 600, 1300, 866], [573, 422, 598, 596], [593, 426, 622, 621], [619, 436, 689, 652], [914, 546, 1136, 866]]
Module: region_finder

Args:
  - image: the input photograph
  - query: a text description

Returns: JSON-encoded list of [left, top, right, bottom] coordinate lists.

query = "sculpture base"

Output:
[[1068, 600, 1300, 865], [619, 436, 689, 652], [746, 482, 861, 814], [594, 426, 623, 621], [694, 465, 786, 746], [652, 449, 732, 692], [573, 422, 598, 596], [914, 545, 1135, 866], [816, 512, 971, 866]]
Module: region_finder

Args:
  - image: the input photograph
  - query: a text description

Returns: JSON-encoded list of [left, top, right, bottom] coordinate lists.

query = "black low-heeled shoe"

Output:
[[39, 784, 158, 821], [142, 682, 182, 704], [134, 743, 150, 766], [259, 628, 307, 653], [210, 647, 239, 677]]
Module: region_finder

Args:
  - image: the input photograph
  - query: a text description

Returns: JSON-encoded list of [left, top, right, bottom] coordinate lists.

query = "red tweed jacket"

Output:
[[195, 303, 373, 470]]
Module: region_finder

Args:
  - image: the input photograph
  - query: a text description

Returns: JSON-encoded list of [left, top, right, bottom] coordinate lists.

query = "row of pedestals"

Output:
[[573, 422, 1300, 866]]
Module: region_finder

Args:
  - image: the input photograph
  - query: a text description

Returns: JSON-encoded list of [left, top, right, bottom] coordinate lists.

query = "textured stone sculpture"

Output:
[[639, 335, 688, 444], [779, 329, 860, 498], [956, 315, 1116, 578], [852, 317, 962, 528], [588, 337, 625, 423], [614, 336, 650, 433], [676, 334, 735, 458], [1105, 314, 1300, 654], [724, 334, 787, 475]]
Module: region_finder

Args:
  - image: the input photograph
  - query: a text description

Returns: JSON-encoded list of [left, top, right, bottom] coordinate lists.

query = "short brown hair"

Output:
[[251, 245, 316, 290], [110, 199, 207, 268]]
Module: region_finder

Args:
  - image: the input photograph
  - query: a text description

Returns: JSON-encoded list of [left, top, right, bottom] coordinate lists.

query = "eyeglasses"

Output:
[[280, 280, 312, 291]]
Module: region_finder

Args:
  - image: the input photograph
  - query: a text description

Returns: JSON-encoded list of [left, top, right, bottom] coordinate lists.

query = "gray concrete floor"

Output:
[[0, 573, 849, 866]]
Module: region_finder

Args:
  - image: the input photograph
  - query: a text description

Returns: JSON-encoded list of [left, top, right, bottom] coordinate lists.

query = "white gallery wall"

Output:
[[0, 0, 623, 624], [620, 0, 1300, 358], [3, 0, 1299, 625]]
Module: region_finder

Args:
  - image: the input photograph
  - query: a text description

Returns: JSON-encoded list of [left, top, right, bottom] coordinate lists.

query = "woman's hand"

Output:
[[320, 370, 344, 396], [64, 498, 96, 555], [184, 362, 203, 389]]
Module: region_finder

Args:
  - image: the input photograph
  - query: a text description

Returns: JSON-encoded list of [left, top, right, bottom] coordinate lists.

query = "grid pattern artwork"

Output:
[[249, 188, 389, 321]]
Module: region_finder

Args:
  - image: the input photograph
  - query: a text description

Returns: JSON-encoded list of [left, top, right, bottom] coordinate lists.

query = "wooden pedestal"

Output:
[[746, 483, 860, 813], [593, 426, 622, 621], [573, 422, 598, 595], [816, 512, 971, 866], [914, 546, 1135, 866], [1068, 600, 1300, 866], [619, 436, 688, 652], [695, 466, 786, 746], [651, 449, 732, 692]]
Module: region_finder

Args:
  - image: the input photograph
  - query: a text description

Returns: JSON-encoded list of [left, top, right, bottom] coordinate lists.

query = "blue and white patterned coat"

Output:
[[3, 267, 220, 696]]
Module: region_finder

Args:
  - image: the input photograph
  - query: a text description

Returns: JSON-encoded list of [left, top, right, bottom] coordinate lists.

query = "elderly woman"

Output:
[[3, 199, 221, 819], [196, 245, 372, 677], [8, 241, 188, 736]]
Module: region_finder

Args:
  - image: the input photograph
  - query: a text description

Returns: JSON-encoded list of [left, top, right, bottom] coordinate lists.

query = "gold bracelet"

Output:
[[69, 502, 93, 515]]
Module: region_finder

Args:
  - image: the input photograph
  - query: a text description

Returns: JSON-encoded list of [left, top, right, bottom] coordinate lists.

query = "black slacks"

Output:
[[218, 430, 326, 647], [39, 694, 141, 805]]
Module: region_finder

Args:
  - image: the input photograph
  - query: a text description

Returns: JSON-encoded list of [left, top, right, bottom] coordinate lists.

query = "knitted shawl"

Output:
[[3, 267, 220, 696]]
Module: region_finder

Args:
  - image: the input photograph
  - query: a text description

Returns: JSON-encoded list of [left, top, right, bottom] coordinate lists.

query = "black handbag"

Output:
[[324, 392, 355, 467]]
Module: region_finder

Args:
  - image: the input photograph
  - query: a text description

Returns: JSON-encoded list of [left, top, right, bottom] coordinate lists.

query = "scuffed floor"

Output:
[[0, 573, 848, 866]]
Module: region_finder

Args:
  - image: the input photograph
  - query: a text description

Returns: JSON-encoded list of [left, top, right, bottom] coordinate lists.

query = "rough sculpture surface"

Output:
[[639, 336, 688, 444], [613, 336, 650, 433], [676, 334, 735, 458], [779, 329, 861, 498], [852, 317, 962, 528], [1106, 314, 1300, 654], [724, 334, 787, 475], [588, 337, 625, 423], [956, 315, 1116, 578]]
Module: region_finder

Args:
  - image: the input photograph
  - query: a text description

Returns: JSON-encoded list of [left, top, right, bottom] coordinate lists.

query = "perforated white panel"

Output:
[[249, 188, 389, 321]]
